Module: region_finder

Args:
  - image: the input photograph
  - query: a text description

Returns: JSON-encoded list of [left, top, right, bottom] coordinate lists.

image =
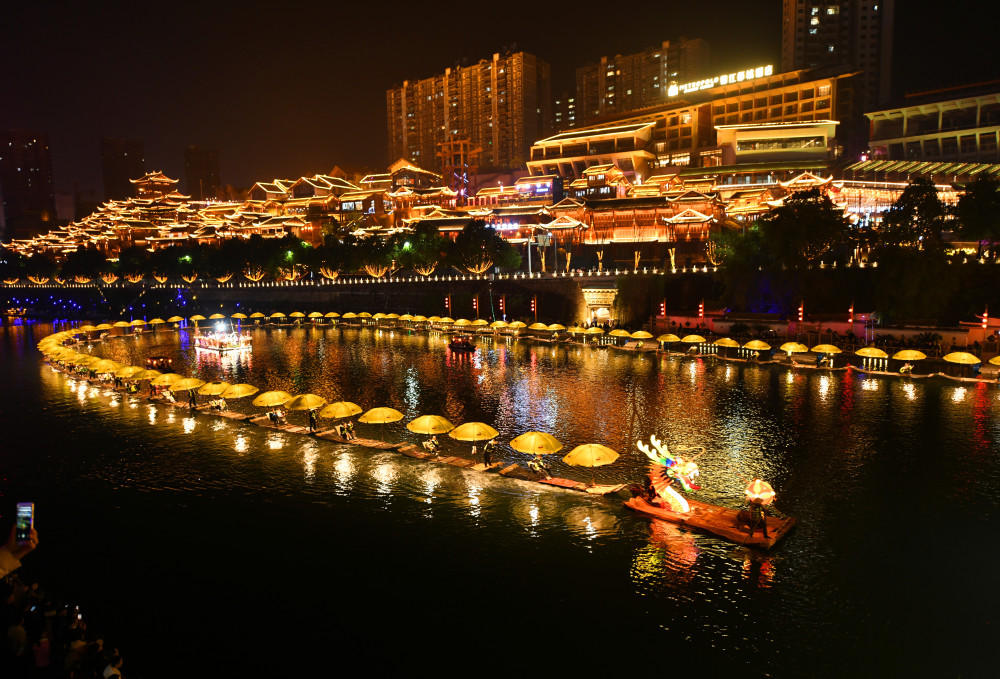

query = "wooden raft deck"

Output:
[[314, 428, 404, 450], [498, 464, 626, 495], [398, 444, 503, 471], [249, 414, 312, 434], [624, 496, 796, 549]]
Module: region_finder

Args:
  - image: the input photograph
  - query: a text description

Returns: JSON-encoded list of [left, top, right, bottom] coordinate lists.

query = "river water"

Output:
[[2, 321, 998, 677]]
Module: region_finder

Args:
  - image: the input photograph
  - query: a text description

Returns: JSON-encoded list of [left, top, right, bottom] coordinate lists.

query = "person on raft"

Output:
[[746, 498, 770, 539], [528, 453, 552, 479], [483, 438, 497, 467]]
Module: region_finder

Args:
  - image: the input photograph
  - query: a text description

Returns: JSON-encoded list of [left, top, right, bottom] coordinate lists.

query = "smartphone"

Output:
[[15, 502, 34, 545]]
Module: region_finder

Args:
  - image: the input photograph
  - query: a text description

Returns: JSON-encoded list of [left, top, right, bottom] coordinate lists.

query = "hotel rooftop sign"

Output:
[[668, 65, 774, 97]]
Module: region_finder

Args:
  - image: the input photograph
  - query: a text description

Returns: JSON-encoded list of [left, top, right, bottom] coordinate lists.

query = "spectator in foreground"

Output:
[[0, 525, 38, 579]]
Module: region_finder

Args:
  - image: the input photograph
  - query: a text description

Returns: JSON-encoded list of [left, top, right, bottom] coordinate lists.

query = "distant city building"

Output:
[[386, 50, 552, 172], [553, 91, 579, 132], [575, 38, 710, 128], [101, 138, 145, 201], [781, 0, 894, 120], [184, 146, 221, 200], [0, 129, 56, 240]]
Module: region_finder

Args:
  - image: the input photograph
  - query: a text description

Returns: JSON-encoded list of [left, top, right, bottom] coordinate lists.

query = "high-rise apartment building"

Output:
[[101, 138, 145, 201], [184, 146, 221, 200], [574, 39, 710, 127], [386, 51, 552, 171], [781, 0, 894, 114], [0, 130, 55, 240]]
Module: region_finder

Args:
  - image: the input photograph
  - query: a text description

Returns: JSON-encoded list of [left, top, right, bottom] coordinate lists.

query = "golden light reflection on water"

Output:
[[182, 417, 196, 434], [234, 435, 248, 454], [953, 387, 967, 402], [332, 452, 356, 488], [267, 435, 283, 450], [148, 406, 157, 424], [371, 459, 397, 497], [301, 441, 318, 482], [903, 383, 916, 400]]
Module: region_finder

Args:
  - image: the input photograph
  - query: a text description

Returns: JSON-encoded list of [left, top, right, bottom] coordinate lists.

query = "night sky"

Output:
[[1, 0, 995, 195]]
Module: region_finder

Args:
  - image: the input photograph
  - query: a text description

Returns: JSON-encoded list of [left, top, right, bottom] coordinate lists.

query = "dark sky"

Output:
[[1, 0, 995, 195]]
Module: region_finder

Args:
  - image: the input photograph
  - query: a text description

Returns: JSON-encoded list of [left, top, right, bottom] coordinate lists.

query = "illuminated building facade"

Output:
[[101, 138, 145, 201], [781, 0, 894, 143], [575, 39, 709, 128], [865, 85, 1000, 164], [0, 129, 56, 240], [386, 51, 552, 172], [529, 68, 853, 181]]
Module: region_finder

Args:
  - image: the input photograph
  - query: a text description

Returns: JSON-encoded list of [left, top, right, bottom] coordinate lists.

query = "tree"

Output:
[[354, 234, 396, 278], [756, 188, 851, 268], [395, 223, 448, 276], [956, 175, 1000, 259], [59, 247, 108, 283], [879, 178, 947, 249], [449, 220, 520, 274]]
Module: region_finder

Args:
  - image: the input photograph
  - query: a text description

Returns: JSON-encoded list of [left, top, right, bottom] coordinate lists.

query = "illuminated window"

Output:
[[811, 16, 820, 25]]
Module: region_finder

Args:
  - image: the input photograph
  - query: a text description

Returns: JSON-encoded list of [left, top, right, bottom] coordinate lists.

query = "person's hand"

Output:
[[6, 525, 39, 560]]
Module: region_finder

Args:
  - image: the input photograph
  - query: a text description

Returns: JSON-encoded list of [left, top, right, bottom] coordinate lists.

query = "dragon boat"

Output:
[[624, 435, 797, 549]]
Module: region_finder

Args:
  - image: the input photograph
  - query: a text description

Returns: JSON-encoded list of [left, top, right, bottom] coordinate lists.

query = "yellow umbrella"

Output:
[[78, 324, 98, 332], [359, 312, 372, 318], [114, 365, 144, 379], [290, 312, 306, 318], [112, 321, 131, 328], [586, 327, 605, 335], [68, 354, 96, 366], [567, 326, 586, 334], [198, 381, 231, 396], [342, 312, 358, 319], [412, 315, 428, 323], [285, 394, 327, 410], [252, 391, 293, 407], [608, 329, 630, 337], [508, 321, 527, 329], [95, 323, 114, 330], [449, 422, 500, 442], [132, 369, 162, 381], [151, 373, 183, 386], [453, 318, 472, 326], [130, 319, 146, 326], [359, 407, 404, 424], [743, 340, 772, 350], [548, 324, 567, 332], [249, 312, 265, 319], [166, 316, 184, 323], [308, 312, 323, 318], [779, 342, 809, 353], [428, 316, 441, 322], [439, 317, 454, 324], [221, 384, 259, 399], [270, 312, 286, 319], [399, 314, 415, 322], [713, 338, 739, 347], [563, 444, 619, 467], [680, 334, 706, 343], [231, 313, 248, 319], [172, 377, 206, 391], [208, 313, 226, 320], [529, 322, 549, 331], [89, 359, 122, 373], [148, 318, 166, 325], [373, 313, 388, 320], [406, 415, 455, 435], [943, 352, 981, 365], [509, 432, 563, 455], [318, 401, 362, 419], [855, 347, 889, 358], [189, 315, 206, 322], [630, 330, 653, 339], [324, 312, 340, 318], [811, 344, 842, 354], [471, 319, 488, 326]]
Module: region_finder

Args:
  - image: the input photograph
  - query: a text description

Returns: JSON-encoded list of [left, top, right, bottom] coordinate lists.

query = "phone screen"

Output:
[[15, 503, 34, 544]]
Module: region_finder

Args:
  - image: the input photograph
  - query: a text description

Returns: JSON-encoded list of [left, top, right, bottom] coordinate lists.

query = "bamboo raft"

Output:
[[249, 414, 312, 434], [624, 496, 796, 549], [314, 428, 405, 450], [399, 444, 503, 471], [498, 464, 626, 495]]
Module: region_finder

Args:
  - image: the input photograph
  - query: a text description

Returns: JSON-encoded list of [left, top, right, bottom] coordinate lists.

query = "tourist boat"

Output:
[[624, 495, 796, 549], [194, 330, 252, 353], [448, 334, 476, 352]]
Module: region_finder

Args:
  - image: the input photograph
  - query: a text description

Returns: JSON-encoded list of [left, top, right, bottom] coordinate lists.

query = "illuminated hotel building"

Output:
[[0, 129, 56, 240], [574, 39, 709, 128], [386, 51, 552, 172], [529, 66, 855, 182]]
